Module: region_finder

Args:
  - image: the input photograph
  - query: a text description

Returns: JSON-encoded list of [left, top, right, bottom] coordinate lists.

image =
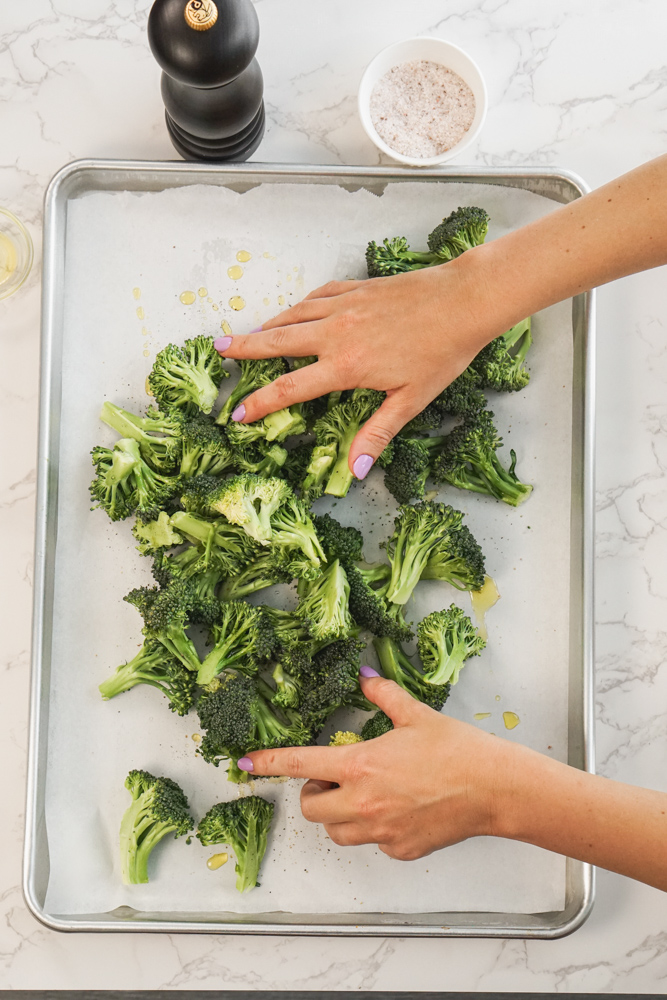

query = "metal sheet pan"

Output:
[[24, 159, 595, 937]]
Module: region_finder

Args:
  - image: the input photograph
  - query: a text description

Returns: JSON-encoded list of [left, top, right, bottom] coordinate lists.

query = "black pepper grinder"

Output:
[[148, 0, 264, 162]]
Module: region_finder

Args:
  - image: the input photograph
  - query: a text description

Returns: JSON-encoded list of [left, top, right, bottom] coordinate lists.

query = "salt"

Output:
[[370, 59, 476, 159]]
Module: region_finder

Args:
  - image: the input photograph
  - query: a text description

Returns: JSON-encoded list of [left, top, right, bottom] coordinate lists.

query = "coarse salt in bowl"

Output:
[[358, 37, 487, 167]]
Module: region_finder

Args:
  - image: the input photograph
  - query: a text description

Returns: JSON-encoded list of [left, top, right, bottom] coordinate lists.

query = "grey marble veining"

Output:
[[2, 0, 667, 990]]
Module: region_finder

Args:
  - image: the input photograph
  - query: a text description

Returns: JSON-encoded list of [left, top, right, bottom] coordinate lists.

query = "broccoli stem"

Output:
[[373, 637, 423, 694], [99, 645, 167, 700], [385, 522, 434, 605], [159, 626, 202, 674], [263, 408, 302, 441], [324, 423, 358, 497]]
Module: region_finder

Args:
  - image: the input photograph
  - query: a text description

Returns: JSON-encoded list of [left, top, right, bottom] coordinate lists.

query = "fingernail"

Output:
[[231, 403, 246, 422], [249, 326, 263, 333], [237, 756, 254, 772], [214, 336, 232, 353], [352, 454, 374, 481], [359, 665, 380, 678]]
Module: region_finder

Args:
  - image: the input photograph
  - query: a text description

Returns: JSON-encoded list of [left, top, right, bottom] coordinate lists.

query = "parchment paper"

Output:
[[44, 180, 573, 917]]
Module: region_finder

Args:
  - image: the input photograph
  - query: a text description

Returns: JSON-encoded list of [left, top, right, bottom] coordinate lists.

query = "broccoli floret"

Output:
[[119, 769, 193, 885], [267, 493, 327, 579], [182, 473, 292, 544], [431, 409, 533, 507], [147, 336, 228, 414], [383, 435, 445, 505], [90, 438, 182, 521], [360, 710, 394, 740], [384, 501, 466, 605], [470, 318, 532, 393], [132, 510, 184, 556], [220, 550, 292, 601], [300, 638, 368, 731], [234, 441, 289, 477], [197, 796, 274, 892], [169, 511, 258, 574], [436, 368, 487, 417], [124, 581, 204, 674], [307, 389, 385, 498], [197, 602, 275, 687], [420, 521, 486, 592], [197, 673, 311, 763], [216, 358, 288, 426], [345, 563, 413, 641], [226, 404, 307, 446], [282, 441, 315, 492], [373, 637, 450, 711], [312, 513, 365, 566], [180, 413, 235, 477], [417, 606, 486, 686], [365, 236, 441, 277], [99, 640, 196, 715], [295, 558, 352, 641], [100, 402, 183, 472], [427, 206, 490, 260], [329, 731, 362, 746], [403, 401, 444, 434]]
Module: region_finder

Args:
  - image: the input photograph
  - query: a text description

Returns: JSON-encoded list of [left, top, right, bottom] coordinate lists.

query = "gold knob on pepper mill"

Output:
[[184, 0, 218, 31]]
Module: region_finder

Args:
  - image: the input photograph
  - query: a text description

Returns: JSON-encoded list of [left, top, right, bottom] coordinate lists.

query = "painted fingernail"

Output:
[[352, 454, 374, 481], [359, 665, 380, 678], [237, 756, 254, 772], [214, 336, 232, 353], [249, 326, 263, 333], [231, 403, 246, 422]]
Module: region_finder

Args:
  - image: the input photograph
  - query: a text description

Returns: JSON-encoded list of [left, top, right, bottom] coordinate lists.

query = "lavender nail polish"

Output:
[[231, 403, 246, 422], [352, 454, 374, 481], [237, 756, 254, 772], [214, 335, 232, 353], [359, 665, 380, 678], [249, 326, 263, 334]]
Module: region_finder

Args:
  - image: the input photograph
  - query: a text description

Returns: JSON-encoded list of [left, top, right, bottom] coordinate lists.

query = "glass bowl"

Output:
[[0, 207, 34, 300]]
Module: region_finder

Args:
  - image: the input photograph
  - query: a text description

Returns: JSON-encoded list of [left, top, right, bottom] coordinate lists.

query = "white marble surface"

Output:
[[2, 0, 667, 990]]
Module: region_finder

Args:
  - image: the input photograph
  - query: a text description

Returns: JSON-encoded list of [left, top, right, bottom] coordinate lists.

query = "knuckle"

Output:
[[363, 422, 395, 450], [266, 327, 291, 353], [344, 757, 372, 785], [282, 749, 304, 776], [271, 372, 299, 404], [333, 343, 362, 376], [320, 280, 342, 297]]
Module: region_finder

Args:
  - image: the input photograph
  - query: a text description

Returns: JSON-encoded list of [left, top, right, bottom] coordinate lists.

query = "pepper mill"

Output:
[[148, 0, 264, 162]]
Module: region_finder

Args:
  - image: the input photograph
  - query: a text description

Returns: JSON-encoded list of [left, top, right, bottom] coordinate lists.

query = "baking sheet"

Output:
[[43, 180, 572, 917]]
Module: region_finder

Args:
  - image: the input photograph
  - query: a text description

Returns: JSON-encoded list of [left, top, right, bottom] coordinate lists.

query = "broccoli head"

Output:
[[120, 769, 193, 885], [197, 601, 275, 687], [417, 605, 486, 686], [470, 318, 532, 393], [147, 336, 228, 414], [233, 442, 289, 478], [435, 368, 487, 418], [312, 513, 365, 566], [420, 521, 486, 592], [383, 435, 445, 505], [299, 638, 368, 732], [99, 640, 196, 715], [100, 402, 182, 472], [179, 413, 235, 478], [307, 389, 385, 498], [384, 501, 466, 605], [360, 710, 394, 740], [329, 731, 362, 746], [197, 796, 274, 892], [365, 236, 440, 277], [132, 510, 183, 556], [373, 637, 450, 712], [219, 550, 292, 601], [427, 206, 490, 259], [90, 437, 181, 521], [295, 558, 352, 641], [182, 473, 292, 545], [346, 563, 413, 641], [124, 581, 205, 674]]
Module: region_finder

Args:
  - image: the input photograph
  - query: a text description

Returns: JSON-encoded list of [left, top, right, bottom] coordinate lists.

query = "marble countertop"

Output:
[[2, 0, 667, 991]]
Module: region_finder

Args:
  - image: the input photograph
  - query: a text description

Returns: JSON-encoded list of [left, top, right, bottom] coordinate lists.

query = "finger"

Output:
[[349, 390, 424, 477], [301, 781, 355, 825], [237, 361, 343, 423], [359, 673, 421, 727], [215, 322, 324, 361], [260, 296, 335, 331], [237, 745, 350, 781], [303, 279, 365, 302], [325, 822, 374, 847]]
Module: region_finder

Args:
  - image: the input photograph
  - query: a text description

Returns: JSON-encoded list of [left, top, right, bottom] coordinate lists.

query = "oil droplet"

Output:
[[212, 303, 219, 311], [503, 711, 520, 730], [277, 294, 285, 306], [207, 852, 228, 871], [262, 251, 275, 259], [286, 273, 292, 281], [423, 489, 438, 502], [132, 287, 141, 300], [470, 575, 500, 642], [474, 712, 491, 721], [263, 297, 270, 306], [180, 290, 196, 305], [145, 377, 153, 396], [495, 694, 501, 702], [229, 295, 245, 311], [191, 733, 201, 743], [221, 320, 232, 336], [141, 326, 148, 336], [236, 250, 252, 263], [207, 296, 213, 302], [136, 306, 145, 320], [293, 266, 299, 272], [198, 286, 207, 297], [142, 348, 150, 357], [227, 264, 244, 280]]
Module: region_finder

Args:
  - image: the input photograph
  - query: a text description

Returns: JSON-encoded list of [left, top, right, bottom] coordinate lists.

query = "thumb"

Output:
[[359, 670, 420, 727], [349, 390, 421, 480]]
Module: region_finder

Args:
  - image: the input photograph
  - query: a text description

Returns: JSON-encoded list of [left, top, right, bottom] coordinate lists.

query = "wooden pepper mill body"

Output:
[[148, 0, 264, 161]]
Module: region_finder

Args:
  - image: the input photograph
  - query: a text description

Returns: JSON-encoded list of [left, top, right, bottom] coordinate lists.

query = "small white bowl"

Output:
[[358, 37, 487, 167]]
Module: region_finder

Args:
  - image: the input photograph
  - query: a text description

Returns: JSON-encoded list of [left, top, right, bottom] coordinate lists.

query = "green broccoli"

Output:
[[427, 206, 490, 260], [119, 769, 193, 885], [435, 368, 487, 417], [402, 401, 444, 434], [181, 473, 292, 545], [282, 441, 316, 493], [373, 637, 450, 711], [132, 510, 183, 556], [225, 403, 306, 446], [124, 581, 204, 674], [100, 402, 182, 471], [179, 413, 235, 478], [219, 550, 292, 601], [197, 602, 275, 687], [233, 442, 289, 477], [197, 796, 274, 892], [169, 510, 258, 574], [312, 513, 365, 566], [147, 336, 228, 414], [470, 318, 532, 393], [295, 558, 352, 641], [90, 438, 181, 521], [99, 640, 196, 715], [345, 562, 413, 641], [305, 389, 385, 498], [420, 521, 486, 592], [300, 637, 368, 732], [361, 710, 394, 740], [417, 606, 486, 686], [431, 409, 533, 506], [365, 236, 440, 277], [216, 358, 288, 426], [267, 492, 327, 579], [383, 435, 445, 504], [384, 501, 468, 605]]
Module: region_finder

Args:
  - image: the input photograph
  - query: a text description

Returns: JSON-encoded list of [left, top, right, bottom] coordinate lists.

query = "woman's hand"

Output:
[[214, 251, 506, 480], [236, 671, 516, 860]]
